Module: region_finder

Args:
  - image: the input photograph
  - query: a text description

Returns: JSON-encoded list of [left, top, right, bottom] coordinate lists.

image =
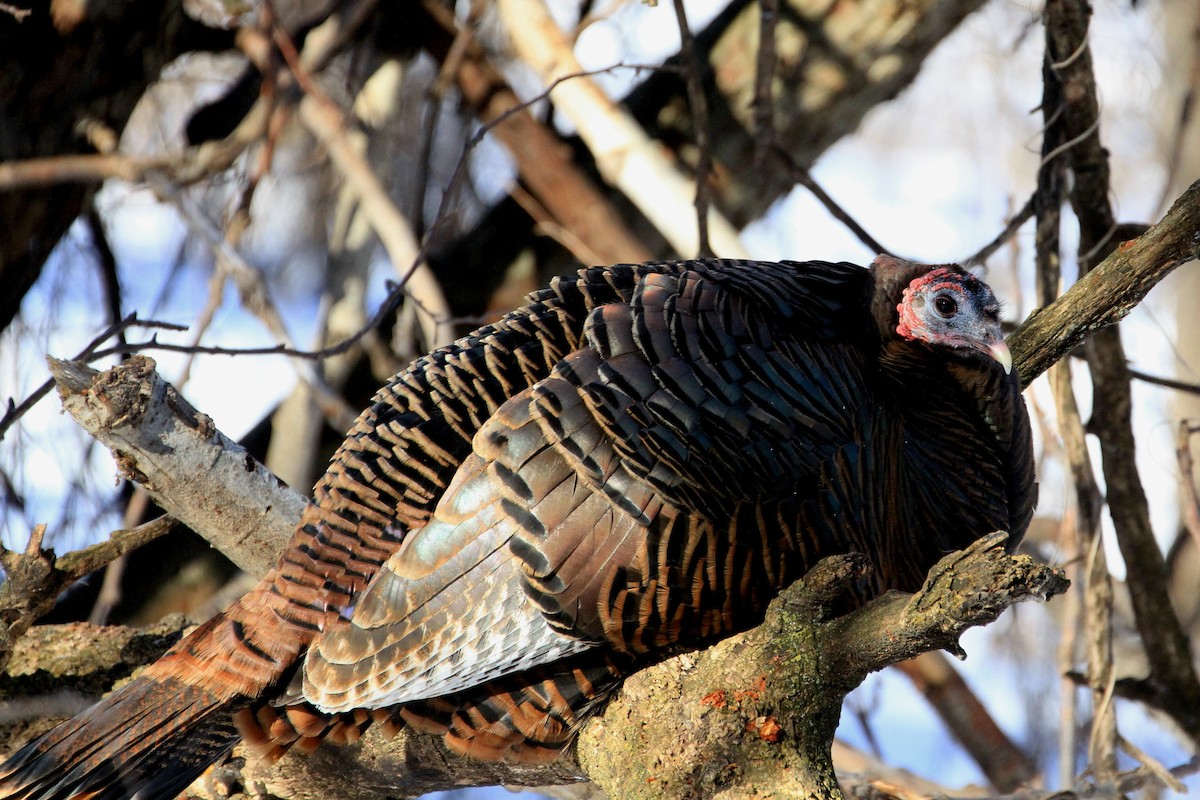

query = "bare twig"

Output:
[[771, 144, 891, 256], [1081, 523, 1117, 779], [147, 176, 359, 431], [1128, 368, 1200, 396], [88, 490, 152, 626], [417, 0, 652, 265], [963, 195, 1035, 268], [1033, 17, 1067, 311], [848, 755, 1200, 800], [0, 152, 187, 188], [1055, 508, 1082, 788], [81, 299, 405, 362], [1050, 346, 1110, 782], [1117, 735, 1187, 794], [671, 0, 714, 258], [255, 16, 454, 351], [0, 316, 186, 442], [509, 185, 608, 267], [86, 210, 126, 355], [752, 0, 779, 170], [0, 2, 31, 21], [494, 0, 748, 259], [0, 95, 271, 191]]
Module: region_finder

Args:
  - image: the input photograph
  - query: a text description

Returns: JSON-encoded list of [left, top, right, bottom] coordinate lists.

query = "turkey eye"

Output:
[[934, 296, 957, 317]]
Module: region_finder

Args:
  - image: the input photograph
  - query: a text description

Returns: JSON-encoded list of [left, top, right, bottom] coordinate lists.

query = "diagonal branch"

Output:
[[45, 356, 306, 578], [493, 0, 749, 259], [1008, 178, 1200, 385], [416, 0, 652, 265]]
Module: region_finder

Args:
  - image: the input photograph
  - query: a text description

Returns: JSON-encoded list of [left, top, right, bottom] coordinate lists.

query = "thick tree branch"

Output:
[[0, 518, 175, 673], [45, 356, 305, 577], [579, 535, 1066, 799], [1008, 178, 1200, 384]]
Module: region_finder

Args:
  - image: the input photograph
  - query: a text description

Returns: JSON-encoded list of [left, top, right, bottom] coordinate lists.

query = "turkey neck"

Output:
[[875, 340, 1023, 584]]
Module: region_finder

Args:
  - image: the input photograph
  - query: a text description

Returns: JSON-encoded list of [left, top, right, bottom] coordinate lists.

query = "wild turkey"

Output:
[[0, 255, 1035, 799]]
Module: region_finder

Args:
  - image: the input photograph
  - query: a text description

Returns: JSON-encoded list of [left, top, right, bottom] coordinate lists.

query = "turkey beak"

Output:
[[988, 340, 1013, 375]]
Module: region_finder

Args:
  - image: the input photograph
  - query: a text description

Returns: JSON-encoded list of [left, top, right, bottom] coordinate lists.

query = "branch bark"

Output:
[[1009, 178, 1200, 385], [493, 0, 750, 259], [45, 356, 305, 577], [579, 536, 1066, 800], [1, 537, 1066, 800]]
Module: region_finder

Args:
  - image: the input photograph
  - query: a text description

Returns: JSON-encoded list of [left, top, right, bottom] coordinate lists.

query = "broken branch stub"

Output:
[[48, 355, 305, 577]]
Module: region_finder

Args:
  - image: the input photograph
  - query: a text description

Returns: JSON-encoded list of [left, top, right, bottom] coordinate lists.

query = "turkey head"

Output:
[[891, 259, 1012, 373]]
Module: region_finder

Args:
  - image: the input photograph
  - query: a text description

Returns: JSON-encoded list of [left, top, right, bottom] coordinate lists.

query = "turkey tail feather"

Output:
[[0, 567, 311, 800], [0, 676, 237, 800]]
